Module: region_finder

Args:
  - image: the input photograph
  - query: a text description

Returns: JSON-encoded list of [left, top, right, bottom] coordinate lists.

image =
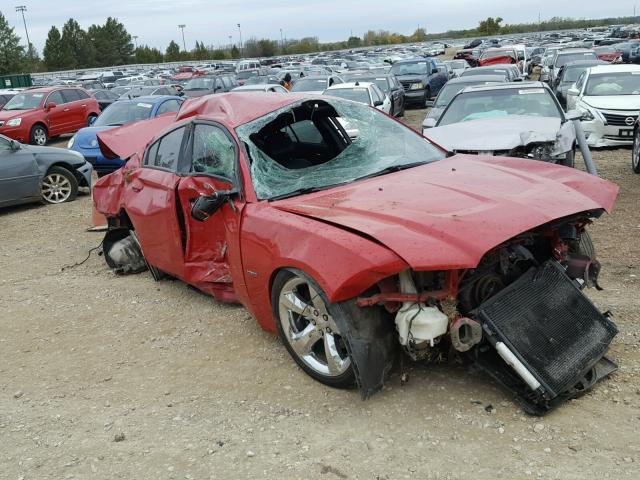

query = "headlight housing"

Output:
[[578, 107, 595, 122], [6, 118, 22, 127], [410, 82, 424, 90], [67, 135, 76, 149]]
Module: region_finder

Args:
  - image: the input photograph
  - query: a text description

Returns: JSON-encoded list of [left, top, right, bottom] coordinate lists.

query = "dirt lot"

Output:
[[1, 110, 639, 480]]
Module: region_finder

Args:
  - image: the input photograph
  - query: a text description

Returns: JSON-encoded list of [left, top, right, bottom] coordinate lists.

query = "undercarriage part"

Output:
[[103, 229, 147, 274], [473, 260, 618, 414], [449, 317, 482, 353], [572, 118, 598, 176]]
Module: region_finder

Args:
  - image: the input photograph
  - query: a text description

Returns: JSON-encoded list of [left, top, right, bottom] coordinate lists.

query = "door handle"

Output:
[[81, 104, 86, 107], [64, 108, 70, 112]]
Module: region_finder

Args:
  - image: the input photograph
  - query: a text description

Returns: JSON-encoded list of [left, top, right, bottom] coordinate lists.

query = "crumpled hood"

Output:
[[97, 114, 175, 160], [583, 95, 640, 111], [0, 109, 29, 121], [273, 155, 618, 270], [425, 116, 574, 154]]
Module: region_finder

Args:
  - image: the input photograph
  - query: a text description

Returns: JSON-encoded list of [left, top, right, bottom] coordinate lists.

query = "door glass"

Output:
[[157, 100, 181, 114], [153, 127, 185, 171], [191, 125, 236, 179], [61, 89, 81, 102], [0, 137, 11, 151], [47, 91, 65, 106]]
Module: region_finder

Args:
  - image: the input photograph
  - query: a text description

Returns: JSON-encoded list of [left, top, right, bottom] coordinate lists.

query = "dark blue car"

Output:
[[68, 95, 183, 176], [389, 58, 448, 107]]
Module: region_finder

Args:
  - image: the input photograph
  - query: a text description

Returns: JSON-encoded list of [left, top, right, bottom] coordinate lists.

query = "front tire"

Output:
[[272, 269, 355, 389], [632, 127, 640, 174], [559, 149, 575, 168], [30, 124, 48, 146], [87, 114, 98, 126], [424, 87, 432, 107], [41, 166, 78, 204]]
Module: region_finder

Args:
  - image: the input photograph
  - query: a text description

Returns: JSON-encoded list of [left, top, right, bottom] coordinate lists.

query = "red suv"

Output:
[[0, 87, 100, 145]]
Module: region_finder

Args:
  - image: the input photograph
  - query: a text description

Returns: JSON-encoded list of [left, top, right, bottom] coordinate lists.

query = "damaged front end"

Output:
[[346, 216, 618, 414]]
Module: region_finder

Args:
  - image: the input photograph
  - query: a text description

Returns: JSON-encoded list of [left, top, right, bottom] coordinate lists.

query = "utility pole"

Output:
[[133, 35, 139, 49], [237, 23, 243, 58], [15, 6, 31, 55], [228, 35, 232, 50], [178, 24, 186, 52], [280, 28, 284, 50]]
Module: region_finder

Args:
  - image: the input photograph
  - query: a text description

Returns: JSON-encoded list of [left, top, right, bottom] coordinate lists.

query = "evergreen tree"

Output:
[[0, 11, 26, 75], [165, 40, 181, 61], [61, 18, 96, 68], [43, 26, 66, 71]]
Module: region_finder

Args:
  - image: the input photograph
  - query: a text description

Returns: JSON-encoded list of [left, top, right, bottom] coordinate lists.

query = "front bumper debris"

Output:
[[473, 260, 618, 414]]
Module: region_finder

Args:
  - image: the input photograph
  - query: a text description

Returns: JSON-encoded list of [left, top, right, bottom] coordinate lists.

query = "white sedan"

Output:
[[567, 64, 640, 147], [322, 82, 392, 114]]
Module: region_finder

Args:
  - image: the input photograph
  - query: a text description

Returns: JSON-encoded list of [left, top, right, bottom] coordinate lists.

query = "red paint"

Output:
[[478, 55, 517, 67], [93, 94, 619, 333], [0, 86, 100, 144]]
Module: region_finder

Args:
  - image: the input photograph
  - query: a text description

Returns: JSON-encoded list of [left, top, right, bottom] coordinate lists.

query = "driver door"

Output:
[[0, 137, 40, 205], [175, 122, 245, 300]]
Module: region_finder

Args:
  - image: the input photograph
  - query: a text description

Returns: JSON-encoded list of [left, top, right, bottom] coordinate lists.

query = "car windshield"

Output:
[[439, 88, 561, 126], [236, 99, 444, 200], [390, 61, 429, 76], [585, 72, 640, 96], [462, 69, 507, 78], [184, 77, 215, 90], [350, 77, 388, 91], [323, 88, 371, 104], [595, 46, 616, 54], [238, 71, 258, 79], [291, 79, 328, 92], [119, 87, 156, 99], [562, 66, 593, 83], [2, 92, 44, 110], [434, 81, 498, 108], [244, 76, 269, 85], [556, 52, 597, 68], [94, 101, 154, 126]]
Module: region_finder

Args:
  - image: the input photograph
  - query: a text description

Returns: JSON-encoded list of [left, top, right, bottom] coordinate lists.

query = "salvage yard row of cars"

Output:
[[1, 24, 639, 414]]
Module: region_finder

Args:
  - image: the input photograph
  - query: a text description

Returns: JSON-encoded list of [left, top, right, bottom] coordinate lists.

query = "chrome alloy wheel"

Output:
[[41, 173, 72, 203], [633, 128, 640, 173], [278, 276, 351, 377]]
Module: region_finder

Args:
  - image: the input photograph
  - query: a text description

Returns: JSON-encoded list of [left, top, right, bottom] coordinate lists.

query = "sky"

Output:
[[5, 0, 638, 53]]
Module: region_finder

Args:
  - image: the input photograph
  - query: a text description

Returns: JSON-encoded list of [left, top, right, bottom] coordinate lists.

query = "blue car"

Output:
[[68, 95, 183, 176]]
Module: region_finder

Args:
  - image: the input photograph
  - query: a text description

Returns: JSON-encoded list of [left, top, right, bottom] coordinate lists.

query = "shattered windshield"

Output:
[[585, 72, 640, 96], [438, 88, 562, 126], [236, 99, 444, 200]]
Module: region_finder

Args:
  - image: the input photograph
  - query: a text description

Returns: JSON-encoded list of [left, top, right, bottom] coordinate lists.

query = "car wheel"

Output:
[[424, 88, 432, 107], [632, 127, 640, 174], [272, 269, 355, 389], [30, 124, 48, 146], [87, 114, 98, 126], [41, 166, 78, 204], [559, 149, 575, 168], [578, 230, 595, 259]]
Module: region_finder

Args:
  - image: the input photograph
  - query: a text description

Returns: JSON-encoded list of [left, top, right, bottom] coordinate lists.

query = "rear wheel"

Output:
[[41, 166, 78, 204], [87, 114, 98, 126], [30, 124, 48, 146], [559, 149, 575, 168], [632, 127, 640, 174], [273, 269, 355, 389]]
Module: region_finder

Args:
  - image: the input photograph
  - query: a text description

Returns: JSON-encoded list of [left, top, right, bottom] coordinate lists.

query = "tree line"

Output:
[[0, 10, 639, 75]]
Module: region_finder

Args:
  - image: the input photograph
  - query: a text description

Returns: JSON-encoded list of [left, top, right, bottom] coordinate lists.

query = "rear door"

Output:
[[123, 125, 188, 277], [0, 136, 40, 205], [174, 122, 244, 297], [44, 90, 68, 136], [61, 89, 85, 130]]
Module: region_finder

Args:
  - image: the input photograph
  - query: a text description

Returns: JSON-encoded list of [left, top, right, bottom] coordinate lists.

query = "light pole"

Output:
[[15, 5, 31, 54], [237, 23, 243, 58], [133, 35, 139, 49], [280, 28, 284, 50], [178, 24, 187, 52]]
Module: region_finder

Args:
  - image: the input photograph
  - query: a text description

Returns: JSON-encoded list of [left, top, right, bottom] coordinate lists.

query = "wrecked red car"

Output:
[[94, 93, 619, 414]]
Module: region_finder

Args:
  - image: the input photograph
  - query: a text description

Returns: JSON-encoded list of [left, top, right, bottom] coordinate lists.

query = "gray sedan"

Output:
[[0, 134, 92, 208]]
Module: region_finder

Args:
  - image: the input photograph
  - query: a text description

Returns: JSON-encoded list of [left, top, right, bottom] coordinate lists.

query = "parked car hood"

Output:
[[582, 95, 640, 110], [20, 143, 85, 164], [425, 116, 574, 155], [76, 125, 118, 148], [273, 155, 617, 270], [0, 109, 30, 121]]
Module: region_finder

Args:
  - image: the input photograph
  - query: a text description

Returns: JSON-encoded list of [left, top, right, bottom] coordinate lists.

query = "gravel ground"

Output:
[[1, 105, 639, 479]]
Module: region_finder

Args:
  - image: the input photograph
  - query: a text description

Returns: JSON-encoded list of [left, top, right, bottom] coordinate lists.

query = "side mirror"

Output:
[[9, 139, 20, 150], [432, 67, 439, 73], [422, 118, 437, 129], [191, 190, 234, 221], [567, 87, 580, 96], [46, 102, 57, 110], [374, 100, 383, 107]]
